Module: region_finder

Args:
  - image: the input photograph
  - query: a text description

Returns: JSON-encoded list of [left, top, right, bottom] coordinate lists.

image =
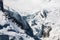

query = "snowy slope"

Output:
[[0, 10, 35, 40], [4, 0, 60, 12], [0, 0, 60, 40]]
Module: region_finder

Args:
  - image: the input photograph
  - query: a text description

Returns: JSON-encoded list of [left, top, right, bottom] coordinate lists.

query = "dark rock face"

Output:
[[0, 24, 10, 29], [19, 37, 24, 40], [4, 9, 40, 40], [0, 0, 4, 12], [40, 10, 49, 18], [0, 35, 9, 40], [31, 20, 37, 26], [42, 24, 52, 37], [10, 37, 15, 40], [8, 29, 19, 33]]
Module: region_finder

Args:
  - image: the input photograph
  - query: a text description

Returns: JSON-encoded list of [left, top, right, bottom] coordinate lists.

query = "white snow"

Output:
[[0, 0, 59, 40]]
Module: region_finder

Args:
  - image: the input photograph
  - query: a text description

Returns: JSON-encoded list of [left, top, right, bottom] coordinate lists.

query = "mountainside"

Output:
[[0, 0, 60, 40]]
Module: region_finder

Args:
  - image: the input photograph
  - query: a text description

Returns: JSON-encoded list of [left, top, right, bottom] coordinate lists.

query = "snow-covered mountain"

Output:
[[0, 0, 60, 40]]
